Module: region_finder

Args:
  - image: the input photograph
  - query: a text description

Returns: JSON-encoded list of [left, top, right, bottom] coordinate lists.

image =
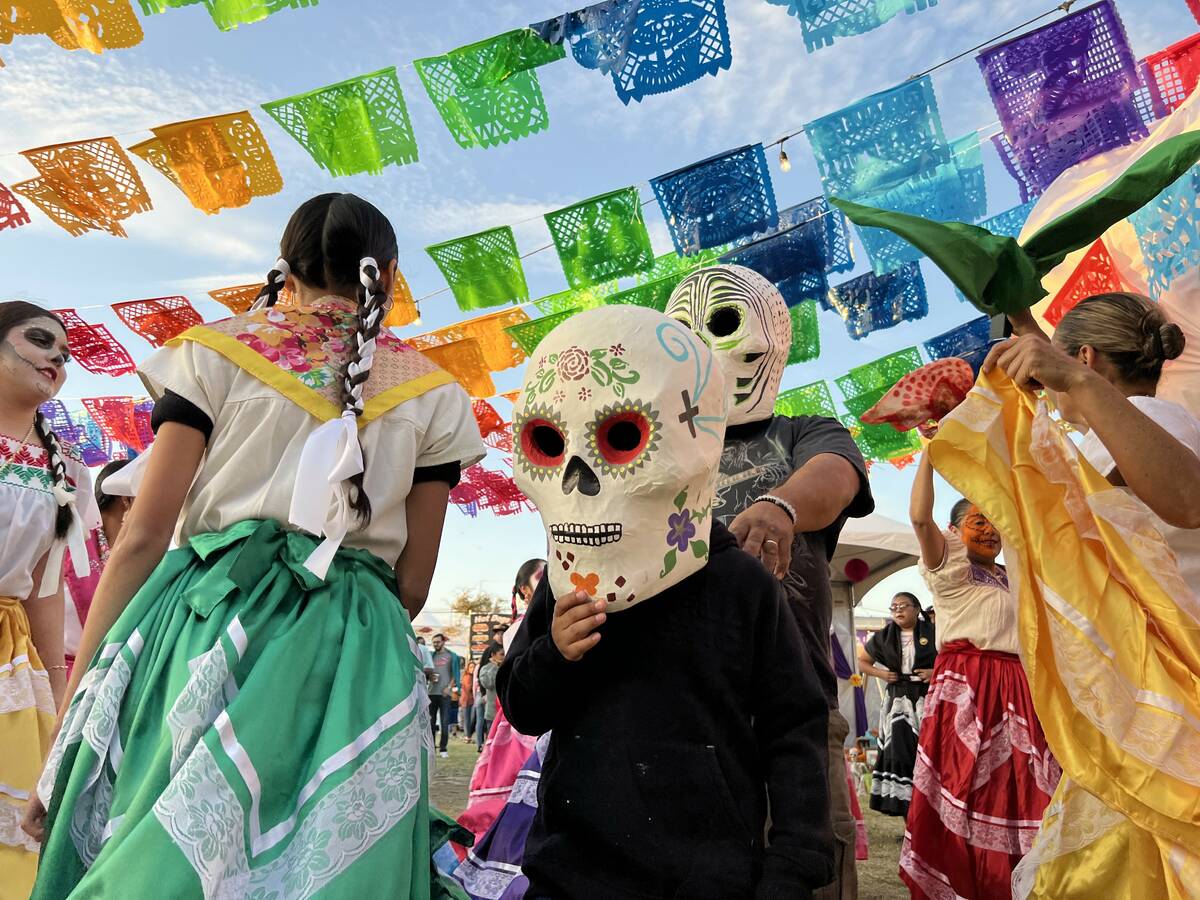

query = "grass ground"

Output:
[[431, 734, 909, 899]]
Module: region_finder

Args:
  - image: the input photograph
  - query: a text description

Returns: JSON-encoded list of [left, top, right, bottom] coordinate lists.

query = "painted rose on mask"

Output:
[[957, 506, 1001, 561]]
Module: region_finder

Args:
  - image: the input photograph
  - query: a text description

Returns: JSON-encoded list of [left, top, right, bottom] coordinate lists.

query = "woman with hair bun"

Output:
[[977, 294, 1200, 898], [0, 302, 95, 895], [23, 193, 486, 899]]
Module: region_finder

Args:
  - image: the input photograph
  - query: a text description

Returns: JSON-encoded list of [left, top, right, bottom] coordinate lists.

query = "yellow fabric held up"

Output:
[[12, 137, 151, 236], [129, 111, 282, 215], [0, 0, 143, 53], [928, 371, 1200, 896]]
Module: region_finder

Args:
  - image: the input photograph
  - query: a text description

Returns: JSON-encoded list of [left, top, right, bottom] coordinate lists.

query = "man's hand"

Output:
[[730, 500, 793, 579], [21, 795, 46, 844], [552, 590, 606, 661]]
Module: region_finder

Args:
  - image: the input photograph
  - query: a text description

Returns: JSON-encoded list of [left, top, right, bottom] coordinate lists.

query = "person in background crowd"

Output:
[[457, 560, 544, 843], [416, 634, 435, 679], [22, 193, 487, 898], [429, 632, 461, 758], [63, 459, 132, 673], [0, 302, 94, 897], [474, 654, 487, 752], [667, 266, 874, 900], [94, 459, 133, 546], [477, 645, 503, 736], [965, 295, 1200, 897], [857, 592, 935, 818], [902, 459, 1060, 900], [460, 658, 477, 743]]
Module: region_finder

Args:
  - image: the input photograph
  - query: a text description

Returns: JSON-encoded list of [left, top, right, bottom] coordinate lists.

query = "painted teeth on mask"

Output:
[[549, 523, 623, 546]]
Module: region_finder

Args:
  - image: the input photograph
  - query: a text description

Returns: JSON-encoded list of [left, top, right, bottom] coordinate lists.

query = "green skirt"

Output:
[[33, 519, 441, 899]]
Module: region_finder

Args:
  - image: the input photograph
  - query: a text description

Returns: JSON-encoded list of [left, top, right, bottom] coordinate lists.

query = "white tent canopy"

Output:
[[827, 513, 920, 744]]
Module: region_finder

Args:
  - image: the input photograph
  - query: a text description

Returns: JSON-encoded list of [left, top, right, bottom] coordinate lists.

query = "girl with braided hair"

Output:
[[24, 194, 486, 899], [0, 301, 96, 896]]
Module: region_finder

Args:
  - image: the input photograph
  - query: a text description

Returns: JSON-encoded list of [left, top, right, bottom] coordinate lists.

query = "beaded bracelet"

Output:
[[754, 493, 796, 525]]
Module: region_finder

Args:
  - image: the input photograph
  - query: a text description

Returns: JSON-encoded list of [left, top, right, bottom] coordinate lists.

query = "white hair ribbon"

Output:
[[289, 409, 364, 580]]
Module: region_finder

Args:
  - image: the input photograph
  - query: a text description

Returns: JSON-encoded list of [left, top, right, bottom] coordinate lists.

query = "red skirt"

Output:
[[900, 641, 1060, 900]]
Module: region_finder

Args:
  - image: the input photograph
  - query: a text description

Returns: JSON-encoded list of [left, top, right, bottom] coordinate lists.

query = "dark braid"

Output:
[[270, 193, 399, 529], [33, 410, 71, 538], [338, 258, 389, 525], [252, 258, 290, 309]]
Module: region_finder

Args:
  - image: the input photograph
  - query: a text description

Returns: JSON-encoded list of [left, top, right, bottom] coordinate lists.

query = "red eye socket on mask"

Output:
[[594, 411, 650, 465], [520, 419, 566, 468]]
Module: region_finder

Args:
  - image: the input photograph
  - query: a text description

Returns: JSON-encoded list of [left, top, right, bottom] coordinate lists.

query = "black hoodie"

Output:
[[498, 521, 833, 899]]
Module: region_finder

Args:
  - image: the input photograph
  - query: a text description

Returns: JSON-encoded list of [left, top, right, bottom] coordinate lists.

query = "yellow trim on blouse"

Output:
[[167, 326, 456, 426]]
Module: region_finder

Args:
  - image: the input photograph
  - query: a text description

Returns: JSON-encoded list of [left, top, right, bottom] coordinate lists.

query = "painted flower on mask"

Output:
[[556, 346, 590, 381], [570, 571, 600, 596], [666, 509, 696, 552]]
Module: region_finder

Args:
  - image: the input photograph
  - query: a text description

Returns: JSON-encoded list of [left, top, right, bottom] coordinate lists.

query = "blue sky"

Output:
[[0, 0, 1192, 620]]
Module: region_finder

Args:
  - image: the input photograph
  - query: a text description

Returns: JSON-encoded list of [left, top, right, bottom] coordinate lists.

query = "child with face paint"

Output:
[[902, 452, 1059, 900], [0, 302, 97, 896]]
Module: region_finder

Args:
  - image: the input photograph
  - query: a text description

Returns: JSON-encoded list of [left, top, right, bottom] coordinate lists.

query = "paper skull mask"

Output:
[[512, 306, 727, 612], [665, 264, 792, 426]]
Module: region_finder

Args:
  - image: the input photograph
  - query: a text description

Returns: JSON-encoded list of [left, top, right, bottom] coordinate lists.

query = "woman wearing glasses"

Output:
[[857, 592, 935, 818]]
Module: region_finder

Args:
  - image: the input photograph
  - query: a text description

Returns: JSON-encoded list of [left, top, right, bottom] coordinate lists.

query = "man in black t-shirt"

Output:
[[669, 266, 874, 900]]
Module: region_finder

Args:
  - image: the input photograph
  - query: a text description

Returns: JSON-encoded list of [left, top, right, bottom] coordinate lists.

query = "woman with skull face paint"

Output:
[[856, 592, 935, 818], [901, 457, 1059, 900], [0, 302, 97, 896]]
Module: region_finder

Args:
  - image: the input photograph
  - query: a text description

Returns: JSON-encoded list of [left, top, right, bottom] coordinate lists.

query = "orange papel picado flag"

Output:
[[0, 0, 143, 53], [130, 111, 282, 214], [13, 137, 151, 236]]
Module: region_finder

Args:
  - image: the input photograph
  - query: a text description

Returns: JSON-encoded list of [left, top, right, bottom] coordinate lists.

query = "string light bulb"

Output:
[[779, 143, 792, 173]]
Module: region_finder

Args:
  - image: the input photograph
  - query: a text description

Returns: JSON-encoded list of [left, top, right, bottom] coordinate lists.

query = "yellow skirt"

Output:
[[1014, 777, 1200, 899], [0, 597, 55, 900]]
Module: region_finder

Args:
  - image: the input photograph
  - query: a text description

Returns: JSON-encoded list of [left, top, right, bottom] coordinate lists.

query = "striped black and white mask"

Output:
[[666, 264, 792, 426]]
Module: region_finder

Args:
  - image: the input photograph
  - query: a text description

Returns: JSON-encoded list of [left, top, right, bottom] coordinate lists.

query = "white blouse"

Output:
[[920, 530, 1017, 654], [1078, 394, 1200, 596], [0, 435, 94, 600], [138, 336, 487, 567]]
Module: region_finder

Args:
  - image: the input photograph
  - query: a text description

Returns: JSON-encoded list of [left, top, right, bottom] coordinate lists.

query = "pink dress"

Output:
[[457, 699, 539, 842], [456, 615, 539, 843]]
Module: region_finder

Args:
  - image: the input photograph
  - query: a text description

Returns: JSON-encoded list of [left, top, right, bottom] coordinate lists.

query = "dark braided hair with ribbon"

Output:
[[0, 301, 72, 538], [262, 194, 398, 524]]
